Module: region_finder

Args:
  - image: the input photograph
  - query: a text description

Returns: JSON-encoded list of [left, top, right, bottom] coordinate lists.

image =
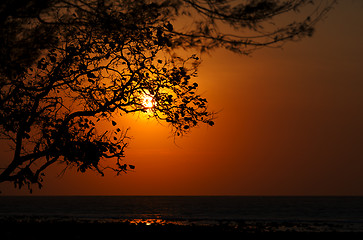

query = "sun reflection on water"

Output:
[[120, 218, 189, 226]]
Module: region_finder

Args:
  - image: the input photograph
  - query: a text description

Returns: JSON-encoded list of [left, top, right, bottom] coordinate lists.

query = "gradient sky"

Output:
[[1, 1, 363, 195]]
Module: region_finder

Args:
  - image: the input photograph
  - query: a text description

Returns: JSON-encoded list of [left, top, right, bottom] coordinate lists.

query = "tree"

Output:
[[0, 0, 335, 191]]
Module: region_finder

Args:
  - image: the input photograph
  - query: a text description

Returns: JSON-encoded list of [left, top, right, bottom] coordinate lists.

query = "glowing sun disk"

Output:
[[142, 94, 155, 109]]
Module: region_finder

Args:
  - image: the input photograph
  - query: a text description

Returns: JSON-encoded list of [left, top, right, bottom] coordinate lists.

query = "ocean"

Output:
[[0, 196, 362, 231]]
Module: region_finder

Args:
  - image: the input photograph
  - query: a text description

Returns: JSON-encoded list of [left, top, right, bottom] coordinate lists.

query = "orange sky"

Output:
[[1, 1, 363, 195]]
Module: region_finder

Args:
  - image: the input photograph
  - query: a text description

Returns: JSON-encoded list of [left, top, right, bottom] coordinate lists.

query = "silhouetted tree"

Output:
[[0, 0, 335, 191]]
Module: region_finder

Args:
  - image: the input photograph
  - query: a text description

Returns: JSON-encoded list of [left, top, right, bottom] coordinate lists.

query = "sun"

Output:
[[141, 94, 155, 109]]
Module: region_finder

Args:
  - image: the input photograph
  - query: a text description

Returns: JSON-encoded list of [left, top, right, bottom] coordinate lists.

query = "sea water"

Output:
[[1, 196, 362, 225]]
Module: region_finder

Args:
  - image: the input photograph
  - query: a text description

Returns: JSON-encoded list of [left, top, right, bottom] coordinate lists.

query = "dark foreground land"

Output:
[[1, 218, 362, 239]]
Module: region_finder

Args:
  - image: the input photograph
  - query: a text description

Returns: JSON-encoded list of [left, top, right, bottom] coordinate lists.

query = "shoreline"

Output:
[[1, 216, 362, 235]]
